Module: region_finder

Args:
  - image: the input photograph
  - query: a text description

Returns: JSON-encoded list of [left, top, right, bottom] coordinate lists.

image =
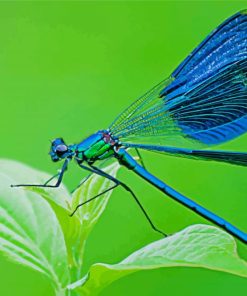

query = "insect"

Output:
[[12, 11, 247, 243]]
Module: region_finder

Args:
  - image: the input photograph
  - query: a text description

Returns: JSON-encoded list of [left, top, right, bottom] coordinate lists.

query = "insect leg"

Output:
[[70, 173, 92, 194], [90, 164, 167, 237], [70, 183, 119, 216], [69, 162, 119, 215], [43, 172, 60, 185], [135, 148, 146, 169], [71, 159, 110, 193], [11, 158, 70, 188]]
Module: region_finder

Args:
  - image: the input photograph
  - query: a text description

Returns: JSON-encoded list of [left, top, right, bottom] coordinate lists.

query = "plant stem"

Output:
[[56, 288, 80, 296], [55, 288, 66, 296]]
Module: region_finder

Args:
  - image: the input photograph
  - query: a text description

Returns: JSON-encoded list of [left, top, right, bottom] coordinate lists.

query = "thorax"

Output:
[[75, 130, 119, 164]]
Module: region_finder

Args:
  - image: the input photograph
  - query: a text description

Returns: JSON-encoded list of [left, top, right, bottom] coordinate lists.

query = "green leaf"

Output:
[[0, 159, 70, 291], [69, 224, 247, 296], [8, 160, 82, 273], [2, 159, 122, 283]]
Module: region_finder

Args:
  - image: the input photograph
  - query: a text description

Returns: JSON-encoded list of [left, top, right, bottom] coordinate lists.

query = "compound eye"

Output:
[[55, 144, 68, 155]]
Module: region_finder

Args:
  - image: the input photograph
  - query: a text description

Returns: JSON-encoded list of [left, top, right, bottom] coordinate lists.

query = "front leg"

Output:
[[11, 159, 70, 188], [43, 172, 60, 185]]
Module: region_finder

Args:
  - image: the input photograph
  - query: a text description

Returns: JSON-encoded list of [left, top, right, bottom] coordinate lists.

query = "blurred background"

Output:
[[0, 1, 247, 295]]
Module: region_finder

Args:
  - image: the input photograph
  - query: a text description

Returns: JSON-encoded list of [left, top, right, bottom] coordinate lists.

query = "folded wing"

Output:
[[123, 143, 247, 167]]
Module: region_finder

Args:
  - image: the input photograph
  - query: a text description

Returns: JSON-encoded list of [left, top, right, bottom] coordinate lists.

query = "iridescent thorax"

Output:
[[76, 130, 120, 164]]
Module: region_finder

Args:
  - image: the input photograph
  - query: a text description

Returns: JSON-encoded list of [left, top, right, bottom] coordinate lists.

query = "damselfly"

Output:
[[12, 11, 247, 243]]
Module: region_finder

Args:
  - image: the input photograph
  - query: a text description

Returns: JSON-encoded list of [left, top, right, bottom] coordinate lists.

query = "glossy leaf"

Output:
[[0, 159, 70, 291], [3, 159, 122, 282], [2, 159, 82, 274], [69, 224, 247, 296]]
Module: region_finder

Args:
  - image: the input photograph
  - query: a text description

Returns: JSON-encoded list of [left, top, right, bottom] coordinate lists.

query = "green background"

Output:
[[1, 1, 247, 295]]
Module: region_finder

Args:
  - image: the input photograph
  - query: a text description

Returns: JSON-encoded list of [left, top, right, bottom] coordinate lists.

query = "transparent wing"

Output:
[[109, 77, 174, 134], [109, 11, 247, 149]]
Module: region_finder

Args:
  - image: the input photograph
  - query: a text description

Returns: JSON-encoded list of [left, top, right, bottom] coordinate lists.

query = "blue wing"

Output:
[[171, 11, 247, 81], [164, 59, 247, 145], [109, 11, 247, 151]]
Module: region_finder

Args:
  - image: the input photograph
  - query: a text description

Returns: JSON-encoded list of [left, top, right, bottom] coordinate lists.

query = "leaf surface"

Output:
[[69, 225, 247, 296], [0, 159, 70, 290]]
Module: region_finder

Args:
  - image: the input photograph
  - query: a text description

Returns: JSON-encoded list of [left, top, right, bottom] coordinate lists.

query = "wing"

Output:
[[109, 11, 247, 149], [123, 143, 247, 167]]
